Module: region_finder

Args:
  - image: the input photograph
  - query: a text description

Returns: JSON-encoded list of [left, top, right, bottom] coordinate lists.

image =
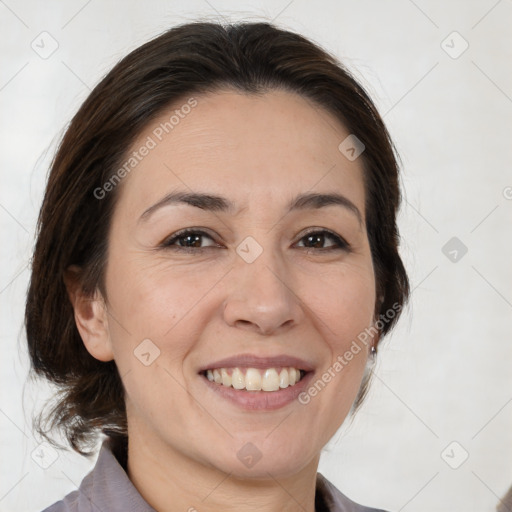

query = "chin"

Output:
[[206, 435, 318, 481]]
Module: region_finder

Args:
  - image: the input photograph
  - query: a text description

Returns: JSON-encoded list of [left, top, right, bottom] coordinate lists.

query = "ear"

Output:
[[371, 328, 381, 353], [63, 265, 114, 362], [372, 294, 385, 349]]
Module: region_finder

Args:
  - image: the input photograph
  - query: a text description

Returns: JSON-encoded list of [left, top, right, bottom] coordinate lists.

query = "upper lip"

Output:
[[198, 353, 315, 373]]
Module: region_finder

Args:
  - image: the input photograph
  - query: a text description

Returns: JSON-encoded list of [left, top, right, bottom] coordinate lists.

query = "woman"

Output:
[[26, 20, 409, 512]]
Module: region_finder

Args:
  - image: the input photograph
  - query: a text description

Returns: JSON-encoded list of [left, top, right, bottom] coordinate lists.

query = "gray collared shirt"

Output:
[[42, 438, 389, 512]]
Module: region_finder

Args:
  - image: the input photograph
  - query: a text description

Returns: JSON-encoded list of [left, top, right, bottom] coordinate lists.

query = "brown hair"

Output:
[[25, 20, 409, 455]]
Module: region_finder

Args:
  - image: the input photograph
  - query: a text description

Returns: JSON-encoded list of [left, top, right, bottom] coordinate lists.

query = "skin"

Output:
[[67, 89, 379, 512]]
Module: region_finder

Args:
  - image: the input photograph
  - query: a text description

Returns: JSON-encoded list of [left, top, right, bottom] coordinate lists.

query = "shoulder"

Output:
[[316, 472, 390, 512], [39, 467, 98, 512], [39, 437, 154, 512], [40, 491, 82, 512]]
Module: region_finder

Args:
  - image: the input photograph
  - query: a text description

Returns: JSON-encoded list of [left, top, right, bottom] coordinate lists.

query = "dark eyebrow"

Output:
[[139, 192, 236, 222], [288, 192, 362, 226], [139, 190, 362, 226]]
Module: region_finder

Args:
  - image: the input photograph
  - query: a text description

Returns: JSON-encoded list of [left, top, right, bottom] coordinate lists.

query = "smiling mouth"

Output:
[[200, 367, 307, 392]]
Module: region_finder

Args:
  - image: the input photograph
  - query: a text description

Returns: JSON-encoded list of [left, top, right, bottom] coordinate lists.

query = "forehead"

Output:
[[114, 89, 366, 221]]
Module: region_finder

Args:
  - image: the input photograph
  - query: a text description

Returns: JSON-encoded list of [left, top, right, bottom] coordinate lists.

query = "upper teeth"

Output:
[[205, 367, 303, 391]]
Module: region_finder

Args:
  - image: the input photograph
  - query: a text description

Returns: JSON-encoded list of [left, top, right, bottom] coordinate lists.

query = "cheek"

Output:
[[103, 259, 218, 418], [106, 250, 219, 332], [305, 261, 376, 347], [296, 267, 375, 447], [300, 260, 375, 409], [104, 253, 230, 376]]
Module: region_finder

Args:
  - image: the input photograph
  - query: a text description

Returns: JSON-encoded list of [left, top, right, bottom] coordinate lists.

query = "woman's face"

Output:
[[101, 89, 377, 478]]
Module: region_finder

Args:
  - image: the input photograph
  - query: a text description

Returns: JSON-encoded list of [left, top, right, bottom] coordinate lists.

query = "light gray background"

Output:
[[1, 1, 511, 511]]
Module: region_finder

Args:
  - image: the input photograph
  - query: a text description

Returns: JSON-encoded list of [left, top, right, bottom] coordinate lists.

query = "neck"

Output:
[[125, 426, 321, 512]]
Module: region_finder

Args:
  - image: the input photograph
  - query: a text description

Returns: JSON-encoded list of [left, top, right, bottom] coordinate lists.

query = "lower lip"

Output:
[[200, 371, 315, 411]]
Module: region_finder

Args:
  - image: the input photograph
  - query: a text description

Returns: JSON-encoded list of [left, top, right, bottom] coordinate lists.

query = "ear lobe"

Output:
[[371, 330, 381, 353], [370, 315, 382, 354], [63, 265, 114, 362]]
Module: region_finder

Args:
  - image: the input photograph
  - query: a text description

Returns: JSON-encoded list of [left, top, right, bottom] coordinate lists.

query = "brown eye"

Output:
[[296, 230, 349, 251], [161, 229, 219, 250], [174, 233, 203, 248]]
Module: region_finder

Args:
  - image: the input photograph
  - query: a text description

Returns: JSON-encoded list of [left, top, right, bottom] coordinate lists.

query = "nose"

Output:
[[222, 247, 304, 336]]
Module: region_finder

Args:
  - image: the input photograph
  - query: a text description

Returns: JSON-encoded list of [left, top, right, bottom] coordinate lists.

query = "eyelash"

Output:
[[160, 228, 350, 254]]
